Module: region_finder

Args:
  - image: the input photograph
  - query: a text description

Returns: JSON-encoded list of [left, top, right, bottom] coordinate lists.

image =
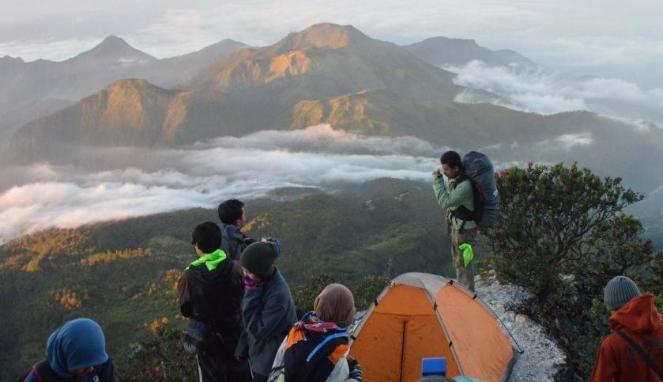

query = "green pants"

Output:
[[451, 229, 477, 292]]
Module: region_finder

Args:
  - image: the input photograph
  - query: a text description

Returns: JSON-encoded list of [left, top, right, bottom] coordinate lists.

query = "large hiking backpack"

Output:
[[451, 151, 500, 228]]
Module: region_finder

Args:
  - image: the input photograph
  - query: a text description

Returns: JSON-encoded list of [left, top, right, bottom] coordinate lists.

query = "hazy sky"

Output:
[[1, 0, 662, 86]]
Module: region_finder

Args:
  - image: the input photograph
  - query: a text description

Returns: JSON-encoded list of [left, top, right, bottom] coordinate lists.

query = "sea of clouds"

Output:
[[448, 61, 663, 126], [0, 125, 453, 243]]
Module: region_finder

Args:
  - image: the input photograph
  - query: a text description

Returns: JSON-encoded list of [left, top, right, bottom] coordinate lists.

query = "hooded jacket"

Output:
[[22, 318, 116, 382], [178, 252, 245, 356], [591, 294, 663, 382]]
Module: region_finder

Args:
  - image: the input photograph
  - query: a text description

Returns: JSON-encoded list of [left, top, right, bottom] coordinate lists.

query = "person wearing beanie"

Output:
[[268, 283, 362, 382], [236, 242, 297, 382], [592, 275, 663, 382], [20, 318, 117, 382], [178, 221, 248, 382]]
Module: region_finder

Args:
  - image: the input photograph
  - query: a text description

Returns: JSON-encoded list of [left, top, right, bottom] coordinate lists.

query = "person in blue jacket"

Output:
[[20, 318, 117, 382], [235, 241, 297, 382]]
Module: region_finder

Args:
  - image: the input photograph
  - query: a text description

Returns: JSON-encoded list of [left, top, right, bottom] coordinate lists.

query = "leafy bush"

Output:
[[485, 163, 661, 379]]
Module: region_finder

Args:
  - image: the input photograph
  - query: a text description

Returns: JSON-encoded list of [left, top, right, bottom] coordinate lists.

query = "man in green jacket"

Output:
[[433, 151, 477, 292]]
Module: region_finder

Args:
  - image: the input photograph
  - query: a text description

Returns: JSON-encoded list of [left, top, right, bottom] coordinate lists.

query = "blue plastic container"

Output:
[[421, 357, 447, 376]]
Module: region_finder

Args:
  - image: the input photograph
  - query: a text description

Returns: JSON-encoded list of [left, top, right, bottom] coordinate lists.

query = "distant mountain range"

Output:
[[3, 23, 663, 191], [0, 23, 543, 146], [0, 36, 247, 137], [403, 36, 538, 70], [1, 27, 533, 140]]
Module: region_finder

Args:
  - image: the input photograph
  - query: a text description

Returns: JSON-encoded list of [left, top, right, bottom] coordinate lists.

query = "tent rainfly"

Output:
[[349, 273, 517, 382]]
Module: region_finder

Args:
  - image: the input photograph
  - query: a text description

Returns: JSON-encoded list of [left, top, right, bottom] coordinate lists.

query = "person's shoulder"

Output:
[[22, 371, 39, 382], [458, 176, 473, 187], [21, 368, 39, 382], [265, 272, 292, 297], [599, 331, 621, 353], [182, 266, 198, 279], [22, 360, 59, 382]]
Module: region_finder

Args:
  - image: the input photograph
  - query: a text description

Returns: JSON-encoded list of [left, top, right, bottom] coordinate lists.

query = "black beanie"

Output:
[[240, 242, 276, 277]]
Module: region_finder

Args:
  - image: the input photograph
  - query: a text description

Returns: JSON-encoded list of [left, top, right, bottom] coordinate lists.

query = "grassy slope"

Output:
[[0, 178, 452, 380]]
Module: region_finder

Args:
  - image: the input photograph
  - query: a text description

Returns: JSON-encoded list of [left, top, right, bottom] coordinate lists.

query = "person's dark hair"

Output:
[[191, 222, 222, 253], [440, 151, 463, 169], [218, 199, 245, 225]]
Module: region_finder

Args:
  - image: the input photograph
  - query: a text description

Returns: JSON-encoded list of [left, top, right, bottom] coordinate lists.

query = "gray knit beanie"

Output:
[[604, 276, 640, 311], [240, 242, 276, 277]]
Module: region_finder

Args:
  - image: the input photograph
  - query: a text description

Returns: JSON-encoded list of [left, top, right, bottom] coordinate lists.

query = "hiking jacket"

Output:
[[433, 174, 476, 231], [236, 269, 297, 377], [591, 294, 663, 382], [219, 223, 255, 261], [268, 312, 360, 382], [178, 254, 245, 357], [22, 359, 117, 382]]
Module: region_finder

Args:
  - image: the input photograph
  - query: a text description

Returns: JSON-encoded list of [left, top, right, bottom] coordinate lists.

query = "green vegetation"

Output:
[[2, 167, 659, 381], [485, 163, 662, 379], [0, 178, 451, 381]]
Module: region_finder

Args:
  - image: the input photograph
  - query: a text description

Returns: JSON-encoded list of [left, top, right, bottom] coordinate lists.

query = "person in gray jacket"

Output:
[[236, 241, 297, 382]]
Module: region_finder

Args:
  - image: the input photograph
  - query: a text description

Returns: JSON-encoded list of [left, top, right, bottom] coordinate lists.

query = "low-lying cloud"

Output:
[[1, 124, 659, 244], [0, 125, 447, 243], [450, 61, 663, 126]]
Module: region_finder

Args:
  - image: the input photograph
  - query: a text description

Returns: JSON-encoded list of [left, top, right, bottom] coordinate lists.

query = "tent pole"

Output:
[[400, 320, 408, 382]]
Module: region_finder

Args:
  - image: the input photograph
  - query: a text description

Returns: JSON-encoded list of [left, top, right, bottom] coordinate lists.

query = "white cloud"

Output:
[[0, 125, 446, 243], [554, 133, 593, 150], [0, 38, 101, 62], [450, 61, 663, 125]]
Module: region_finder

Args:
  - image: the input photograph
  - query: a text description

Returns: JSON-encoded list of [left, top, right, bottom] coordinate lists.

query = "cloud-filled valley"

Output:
[[2, 123, 661, 245], [0, 125, 448, 243]]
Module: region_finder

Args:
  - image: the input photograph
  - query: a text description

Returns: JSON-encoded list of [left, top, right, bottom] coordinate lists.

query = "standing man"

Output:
[[218, 199, 255, 260], [433, 151, 477, 292], [592, 275, 663, 382], [178, 222, 246, 382]]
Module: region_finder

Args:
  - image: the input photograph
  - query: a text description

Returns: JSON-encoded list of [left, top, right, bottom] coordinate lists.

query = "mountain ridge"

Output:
[[404, 36, 538, 69]]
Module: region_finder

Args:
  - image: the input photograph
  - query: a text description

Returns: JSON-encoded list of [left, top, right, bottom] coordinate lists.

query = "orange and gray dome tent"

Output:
[[349, 273, 519, 382]]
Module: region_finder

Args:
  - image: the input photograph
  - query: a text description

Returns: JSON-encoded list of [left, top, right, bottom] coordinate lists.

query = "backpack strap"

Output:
[[305, 332, 350, 362], [616, 330, 663, 379], [450, 174, 475, 225]]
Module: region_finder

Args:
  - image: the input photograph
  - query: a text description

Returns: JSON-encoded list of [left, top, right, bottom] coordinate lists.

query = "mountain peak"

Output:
[[277, 23, 368, 51], [96, 35, 133, 51], [1, 55, 23, 62], [105, 78, 165, 94], [418, 36, 479, 47], [78, 35, 155, 62]]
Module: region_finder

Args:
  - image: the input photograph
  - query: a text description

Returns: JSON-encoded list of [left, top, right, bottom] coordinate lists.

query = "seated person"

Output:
[[21, 318, 117, 382]]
